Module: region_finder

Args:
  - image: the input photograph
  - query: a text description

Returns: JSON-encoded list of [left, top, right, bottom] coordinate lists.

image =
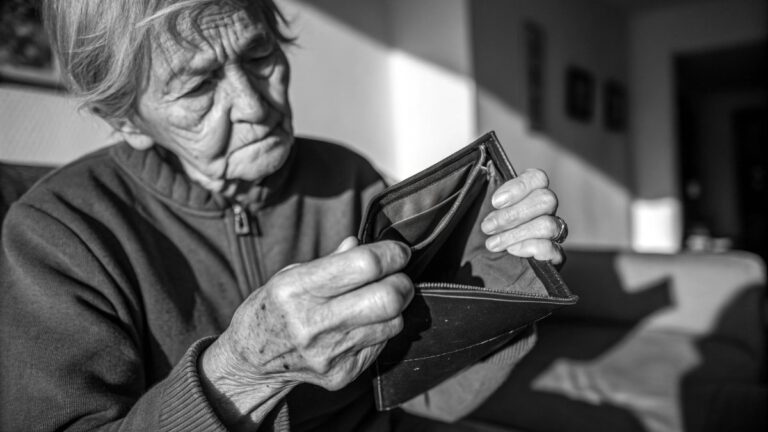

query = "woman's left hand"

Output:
[[480, 168, 568, 266]]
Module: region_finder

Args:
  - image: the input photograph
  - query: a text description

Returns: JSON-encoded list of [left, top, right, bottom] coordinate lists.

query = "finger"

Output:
[[274, 262, 301, 275], [328, 273, 414, 328], [505, 238, 565, 266], [336, 315, 405, 356], [491, 168, 549, 209], [286, 240, 412, 298], [333, 236, 359, 254], [485, 215, 562, 253], [481, 188, 558, 235]]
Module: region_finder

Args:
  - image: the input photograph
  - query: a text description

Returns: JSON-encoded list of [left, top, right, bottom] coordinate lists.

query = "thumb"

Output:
[[333, 236, 359, 254]]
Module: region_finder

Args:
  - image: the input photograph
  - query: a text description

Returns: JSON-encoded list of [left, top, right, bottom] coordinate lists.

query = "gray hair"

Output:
[[43, 0, 293, 121]]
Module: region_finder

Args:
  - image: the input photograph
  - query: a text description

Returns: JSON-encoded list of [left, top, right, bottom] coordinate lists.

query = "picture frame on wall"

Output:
[[524, 20, 546, 132], [564, 65, 595, 123], [0, 0, 64, 91], [603, 79, 628, 132]]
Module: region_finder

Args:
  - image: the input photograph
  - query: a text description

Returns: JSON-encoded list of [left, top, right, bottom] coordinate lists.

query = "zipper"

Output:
[[416, 281, 575, 302], [232, 203, 264, 296]]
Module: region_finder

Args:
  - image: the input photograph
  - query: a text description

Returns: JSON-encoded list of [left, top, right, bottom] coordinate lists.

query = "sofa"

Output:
[[466, 248, 767, 432], [2, 162, 766, 431]]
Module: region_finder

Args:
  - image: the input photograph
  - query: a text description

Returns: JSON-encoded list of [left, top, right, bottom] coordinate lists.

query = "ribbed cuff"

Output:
[[160, 336, 228, 432], [483, 324, 537, 365]]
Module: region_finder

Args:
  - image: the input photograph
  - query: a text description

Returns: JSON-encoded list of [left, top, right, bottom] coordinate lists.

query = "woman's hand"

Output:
[[481, 169, 567, 266], [199, 238, 413, 430]]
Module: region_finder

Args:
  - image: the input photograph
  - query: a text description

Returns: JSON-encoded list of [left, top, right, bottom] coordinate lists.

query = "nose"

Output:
[[227, 68, 269, 124]]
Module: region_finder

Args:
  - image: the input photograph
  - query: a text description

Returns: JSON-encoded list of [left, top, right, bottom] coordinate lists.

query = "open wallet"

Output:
[[358, 131, 578, 411]]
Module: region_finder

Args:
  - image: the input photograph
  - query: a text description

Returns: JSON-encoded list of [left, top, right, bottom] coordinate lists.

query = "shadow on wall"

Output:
[[303, 0, 632, 190], [298, 0, 633, 247]]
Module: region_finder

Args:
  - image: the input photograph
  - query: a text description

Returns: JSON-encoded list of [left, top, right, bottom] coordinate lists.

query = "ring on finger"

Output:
[[552, 216, 568, 244]]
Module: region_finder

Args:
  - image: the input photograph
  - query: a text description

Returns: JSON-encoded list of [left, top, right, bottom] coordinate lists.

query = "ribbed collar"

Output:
[[110, 142, 297, 214]]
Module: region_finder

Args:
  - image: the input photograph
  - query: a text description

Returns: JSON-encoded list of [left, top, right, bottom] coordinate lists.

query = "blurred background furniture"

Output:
[[468, 248, 767, 432]]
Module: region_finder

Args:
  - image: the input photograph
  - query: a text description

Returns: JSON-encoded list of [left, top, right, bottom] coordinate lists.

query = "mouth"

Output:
[[236, 115, 289, 150]]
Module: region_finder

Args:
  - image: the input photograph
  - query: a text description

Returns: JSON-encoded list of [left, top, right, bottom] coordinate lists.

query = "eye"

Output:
[[184, 76, 216, 97], [243, 42, 279, 74]]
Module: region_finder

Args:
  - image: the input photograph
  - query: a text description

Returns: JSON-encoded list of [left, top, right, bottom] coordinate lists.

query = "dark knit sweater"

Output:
[[0, 138, 387, 431], [0, 137, 534, 431]]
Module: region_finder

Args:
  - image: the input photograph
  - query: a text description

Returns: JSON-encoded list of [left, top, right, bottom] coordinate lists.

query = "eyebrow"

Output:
[[160, 27, 274, 90]]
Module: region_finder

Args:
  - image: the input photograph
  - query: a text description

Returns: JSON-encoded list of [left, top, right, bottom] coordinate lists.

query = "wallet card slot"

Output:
[[374, 162, 474, 240], [378, 188, 462, 245], [411, 159, 486, 252]]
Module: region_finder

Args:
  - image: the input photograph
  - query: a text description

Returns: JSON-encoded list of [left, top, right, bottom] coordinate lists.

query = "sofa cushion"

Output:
[[470, 249, 767, 432]]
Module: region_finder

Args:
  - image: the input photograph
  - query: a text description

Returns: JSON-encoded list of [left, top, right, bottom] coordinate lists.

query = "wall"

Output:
[[470, 0, 632, 248], [0, 87, 113, 165], [629, 0, 767, 251], [279, 0, 397, 174], [284, 0, 476, 180], [387, 0, 476, 178]]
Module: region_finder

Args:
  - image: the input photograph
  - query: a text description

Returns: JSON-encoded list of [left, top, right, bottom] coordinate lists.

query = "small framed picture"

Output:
[[524, 21, 546, 132], [564, 65, 595, 123], [603, 80, 628, 132], [0, 0, 63, 90]]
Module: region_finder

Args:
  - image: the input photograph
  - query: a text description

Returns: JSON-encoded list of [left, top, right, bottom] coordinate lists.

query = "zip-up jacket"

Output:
[[0, 138, 390, 431], [0, 137, 534, 431]]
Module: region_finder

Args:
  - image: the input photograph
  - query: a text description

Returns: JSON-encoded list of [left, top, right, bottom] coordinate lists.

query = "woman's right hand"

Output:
[[199, 237, 413, 429]]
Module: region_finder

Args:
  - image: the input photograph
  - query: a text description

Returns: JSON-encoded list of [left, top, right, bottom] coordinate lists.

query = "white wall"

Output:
[[280, 0, 396, 174], [471, 0, 633, 249], [284, 0, 476, 180], [0, 86, 113, 164], [387, 0, 476, 178], [629, 0, 767, 251]]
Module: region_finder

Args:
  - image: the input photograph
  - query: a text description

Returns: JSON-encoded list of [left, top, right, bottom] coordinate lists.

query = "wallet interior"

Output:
[[360, 133, 576, 411], [364, 145, 550, 298]]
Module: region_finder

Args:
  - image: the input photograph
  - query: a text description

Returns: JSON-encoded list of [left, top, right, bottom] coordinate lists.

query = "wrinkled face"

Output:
[[132, 6, 293, 192]]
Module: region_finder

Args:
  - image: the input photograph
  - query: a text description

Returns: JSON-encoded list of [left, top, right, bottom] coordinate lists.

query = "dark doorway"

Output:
[[676, 41, 767, 263]]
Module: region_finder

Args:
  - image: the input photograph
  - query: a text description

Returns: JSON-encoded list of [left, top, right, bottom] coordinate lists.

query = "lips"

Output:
[[233, 111, 287, 150]]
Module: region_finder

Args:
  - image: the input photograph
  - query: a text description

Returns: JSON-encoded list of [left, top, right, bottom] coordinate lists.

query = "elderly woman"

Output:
[[0, 0, 566, 430]]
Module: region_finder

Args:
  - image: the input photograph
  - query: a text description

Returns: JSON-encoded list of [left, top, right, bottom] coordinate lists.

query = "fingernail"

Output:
[[481, 217, 497, 234], [486, 236, 501, 252], [492, 192, 510, 209]]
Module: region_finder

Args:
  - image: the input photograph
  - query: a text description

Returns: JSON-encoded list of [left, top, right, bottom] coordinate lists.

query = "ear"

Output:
[[110, 118, 154, 150]]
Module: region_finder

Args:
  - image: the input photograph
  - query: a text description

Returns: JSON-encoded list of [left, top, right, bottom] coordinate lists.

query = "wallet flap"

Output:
[[359, 131, 577, 411]]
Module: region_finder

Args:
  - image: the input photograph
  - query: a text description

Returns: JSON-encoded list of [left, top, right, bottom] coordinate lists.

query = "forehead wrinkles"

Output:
[[151, 7, 268, 83]]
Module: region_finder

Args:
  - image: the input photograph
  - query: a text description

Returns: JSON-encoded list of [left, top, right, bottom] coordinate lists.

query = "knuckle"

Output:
[[545, 215, 560, 234], [536, 189, 558, 211], [352, 249, 383, 277], [391, 272, 414, 291], [375, 288, 403, 317], [499, 207, 519, 225], [292, 324, 314, 349], [269, 282, 297, 307], [526, 168, 549, 189], [307, 356, 332, 375]]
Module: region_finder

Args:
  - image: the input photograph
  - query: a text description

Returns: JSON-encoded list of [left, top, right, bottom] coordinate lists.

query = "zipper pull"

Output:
[[233, 204, 251, 235]]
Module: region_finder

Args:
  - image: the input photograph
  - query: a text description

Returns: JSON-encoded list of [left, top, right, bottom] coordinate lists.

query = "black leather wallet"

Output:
[[359, 131, 578, 411]]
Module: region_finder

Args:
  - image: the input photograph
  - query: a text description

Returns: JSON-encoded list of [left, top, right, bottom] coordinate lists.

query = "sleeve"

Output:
[[0, 203, 228, 431], [400, 325, 537, 423]]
